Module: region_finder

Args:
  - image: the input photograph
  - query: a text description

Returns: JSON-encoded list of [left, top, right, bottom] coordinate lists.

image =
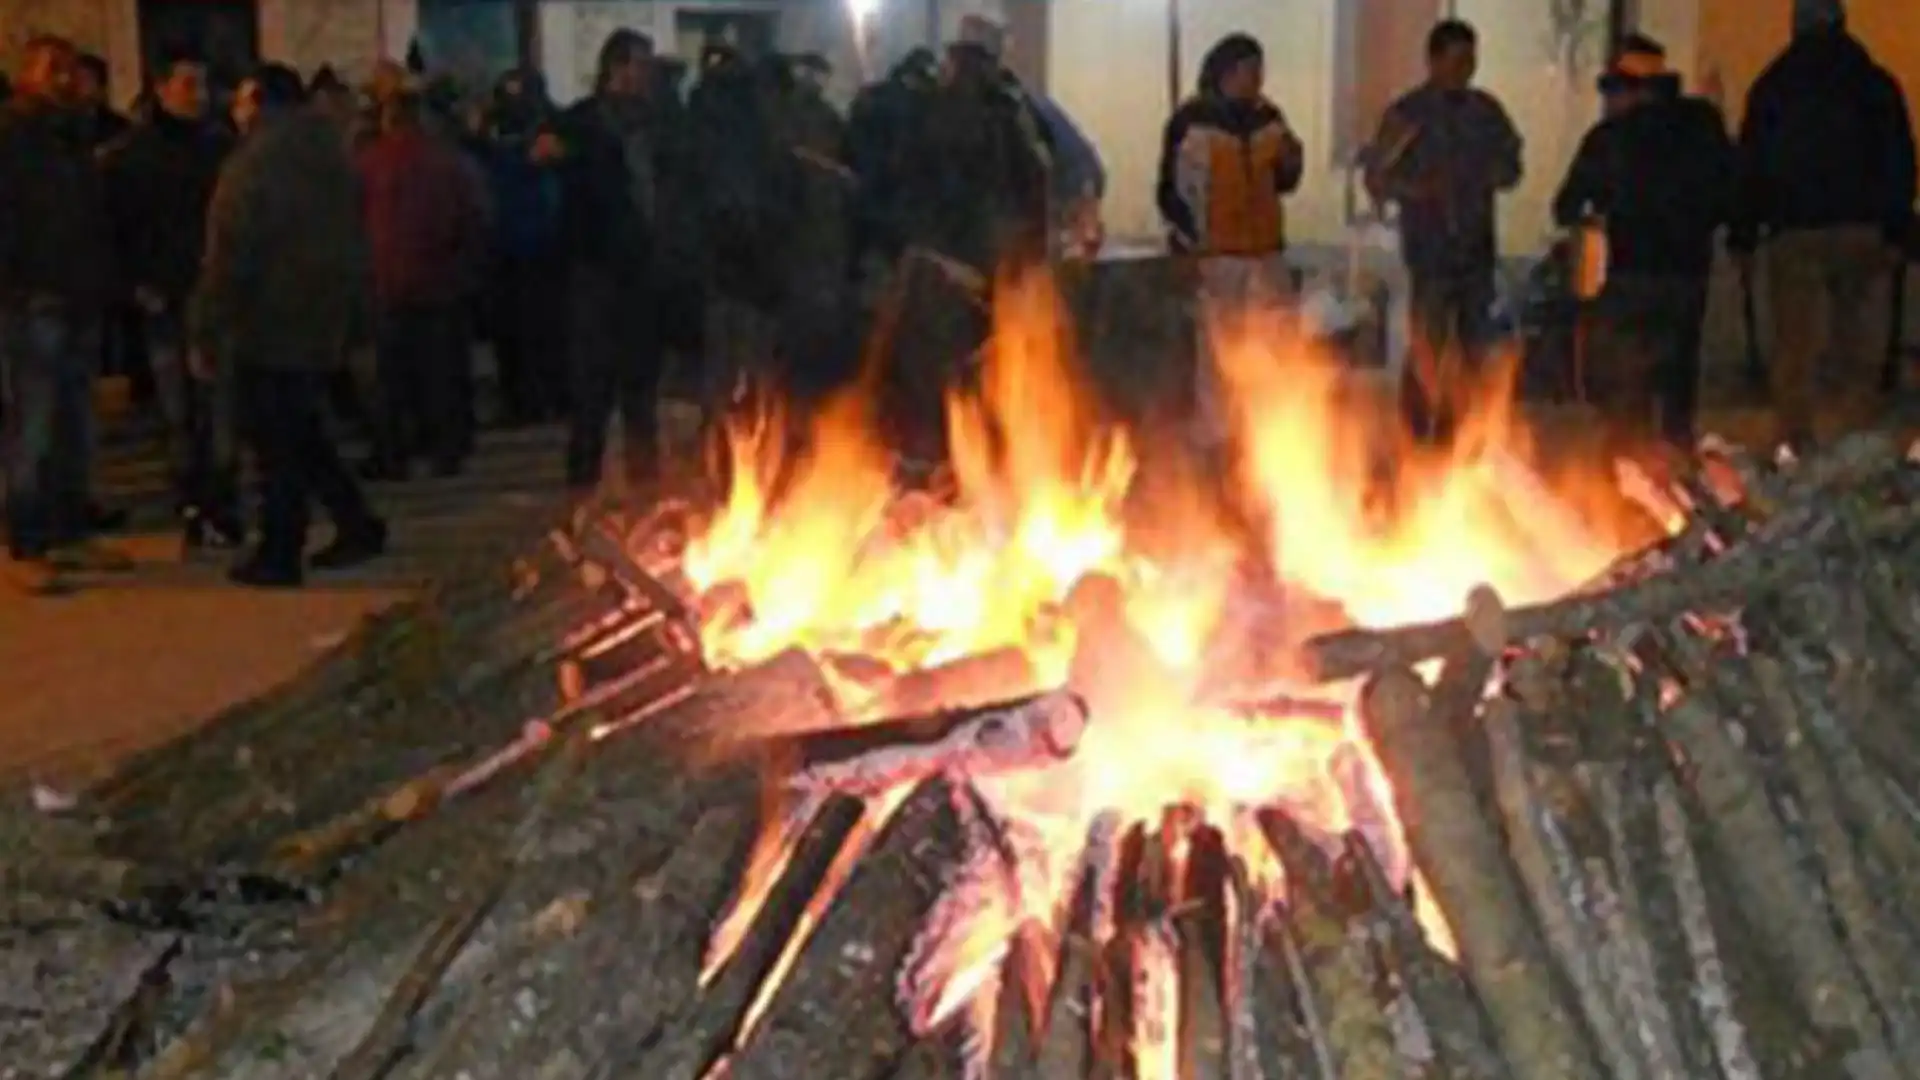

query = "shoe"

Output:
[[228, 553, 303, 589], [46, 540, 136, 574], [309, 518, 388, 571]]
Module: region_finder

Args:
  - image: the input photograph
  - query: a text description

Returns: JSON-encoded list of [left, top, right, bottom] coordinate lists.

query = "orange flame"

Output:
[[667, 267, 1633, 1054]]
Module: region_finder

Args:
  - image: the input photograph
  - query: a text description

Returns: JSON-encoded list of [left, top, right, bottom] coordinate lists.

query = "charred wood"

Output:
[[1357, 666, 1602, 1078], [721, 778, 974, 1080]]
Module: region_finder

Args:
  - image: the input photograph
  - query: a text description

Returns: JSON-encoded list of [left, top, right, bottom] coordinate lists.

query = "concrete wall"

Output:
[[0, 0, 418, 104]]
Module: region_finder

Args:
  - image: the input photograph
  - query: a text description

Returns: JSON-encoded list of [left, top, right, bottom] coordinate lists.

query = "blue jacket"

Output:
[[482, 136, 561, 259], [1030, 93, 1104, 202]]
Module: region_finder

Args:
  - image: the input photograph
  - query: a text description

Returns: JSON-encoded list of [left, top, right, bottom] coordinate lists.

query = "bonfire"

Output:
[[20, 271, 1920, 1080]]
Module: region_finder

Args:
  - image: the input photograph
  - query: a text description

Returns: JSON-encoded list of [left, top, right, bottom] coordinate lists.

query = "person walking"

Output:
[[103, 49, 241, 550], [191, 64, 386, 588], [357, 91, 489, 479], [0, 36, 127, 592], [1365, 19, 1524, 444], [1552, 35, 1734, 457], [548, 30, 675, 499], [1729, 0, 1916, 448]]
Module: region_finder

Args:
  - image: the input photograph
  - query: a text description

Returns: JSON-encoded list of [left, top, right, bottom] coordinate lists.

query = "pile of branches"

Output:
[[1, 431, 1916, 1080]]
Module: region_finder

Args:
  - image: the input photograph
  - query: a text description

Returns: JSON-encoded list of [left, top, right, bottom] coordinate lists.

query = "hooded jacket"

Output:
[[1732, 28, 1916, 247], [1155, 36, 1304, 256], [1553, 80, 1735, 278]]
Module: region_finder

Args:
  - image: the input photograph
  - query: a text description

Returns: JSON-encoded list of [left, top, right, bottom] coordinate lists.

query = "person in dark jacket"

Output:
[[900, 41, 1050, 276], [103, 50, 241, 550], [544, 29, 674, 497], [74, 52, 130, 150], [192, 64, 385, 588], [478, 67, 565, 426], [690, 45, 787, 403], [1365, 19, 1524, 444], [1729, 0, 1917, 447], [1553, 36, 1735, 455], [357, 92, 489, 479], [0, 36, 126, 586], [848, 48, 937, 270]]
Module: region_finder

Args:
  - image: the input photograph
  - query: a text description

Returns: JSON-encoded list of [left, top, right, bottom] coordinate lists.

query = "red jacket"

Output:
[[356, 127, 486, 309]]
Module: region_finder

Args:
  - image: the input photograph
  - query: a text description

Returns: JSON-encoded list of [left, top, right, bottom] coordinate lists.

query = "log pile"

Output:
[[2, 432, 1918, 1080]]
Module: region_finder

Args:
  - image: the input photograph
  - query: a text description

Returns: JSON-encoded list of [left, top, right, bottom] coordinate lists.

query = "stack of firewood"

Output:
[[4, 432, 1918, 1080]]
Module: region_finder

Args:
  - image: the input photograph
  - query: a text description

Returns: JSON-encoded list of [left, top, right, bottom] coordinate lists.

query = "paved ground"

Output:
[[0, 422, 570, 787]]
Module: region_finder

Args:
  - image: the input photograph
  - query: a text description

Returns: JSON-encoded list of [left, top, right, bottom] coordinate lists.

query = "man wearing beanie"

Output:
[[1552, 33, 1734, 458], [1730, 0, 1915, 447]]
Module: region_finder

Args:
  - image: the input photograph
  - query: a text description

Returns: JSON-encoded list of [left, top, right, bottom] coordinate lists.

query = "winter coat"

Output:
[[551, 96, 659, 282], [190, 108, 370, 372], [0, 98, 118, 308], [691, 68, 790, 307], [1732, 28, 1917, 248], [1553, 85, 1735, 279], [357, 126, 489, 309], [899, 80, 1050, 274], [102, 111, 231, 303], [1157, 94, 1302, 256]]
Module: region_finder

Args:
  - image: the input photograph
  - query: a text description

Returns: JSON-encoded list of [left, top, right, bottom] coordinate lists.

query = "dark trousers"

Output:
[[373, 302, 471, 470], [490, 251, 567, 423], [1582, 275, 1709, 453], [565, 268, 663, 491], [146, 311, 237, 521], [1, 305, 98, 556], [1401, 270, 1496, 443], [237, 367, 377, 570]]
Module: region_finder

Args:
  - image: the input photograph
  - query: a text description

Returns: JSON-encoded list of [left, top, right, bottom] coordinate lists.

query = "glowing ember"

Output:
[[659, 270, 1640, 1058]]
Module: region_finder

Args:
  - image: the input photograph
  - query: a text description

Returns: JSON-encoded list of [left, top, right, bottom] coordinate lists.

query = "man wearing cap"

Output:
[[1730, 0, 1916, 447], [1552, 34, 1734, 457]]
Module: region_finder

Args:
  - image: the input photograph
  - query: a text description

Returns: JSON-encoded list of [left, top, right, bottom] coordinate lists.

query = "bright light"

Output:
[[847, 0, 880, 26]]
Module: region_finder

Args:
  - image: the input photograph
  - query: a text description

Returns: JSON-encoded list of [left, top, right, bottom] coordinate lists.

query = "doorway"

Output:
[[137, 0, 258, 95], [673, 8, 779, 64]]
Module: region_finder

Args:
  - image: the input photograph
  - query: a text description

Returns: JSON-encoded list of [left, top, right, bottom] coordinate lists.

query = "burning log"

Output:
[[720, 777, 976, 1080], [1301, 432, 1918, 681], [764, 690, 1088, 802], [1357, 665, 1605, 1078], [1258, 810, 1399, 1080], [864, 647, 1044, 718], [613, 793, 868, 1079]]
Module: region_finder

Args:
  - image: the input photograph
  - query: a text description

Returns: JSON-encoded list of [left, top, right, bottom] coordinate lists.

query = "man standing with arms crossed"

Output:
[[1365, 19, 1524, 445]]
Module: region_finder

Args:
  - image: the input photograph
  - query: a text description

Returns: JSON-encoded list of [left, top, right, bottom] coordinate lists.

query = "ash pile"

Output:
[[5, 430, 1920, 1080]]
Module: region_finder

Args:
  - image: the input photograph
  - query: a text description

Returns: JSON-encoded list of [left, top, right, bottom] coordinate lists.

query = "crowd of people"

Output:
[[0, 20, 1102, 594], [1151, 0, 1913, 459], [0, 0, 1912, 596]]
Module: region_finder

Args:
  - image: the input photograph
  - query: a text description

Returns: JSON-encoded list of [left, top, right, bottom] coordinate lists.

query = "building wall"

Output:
[[0, 0, 418, 103], [1041, 0, 1724, 254]]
